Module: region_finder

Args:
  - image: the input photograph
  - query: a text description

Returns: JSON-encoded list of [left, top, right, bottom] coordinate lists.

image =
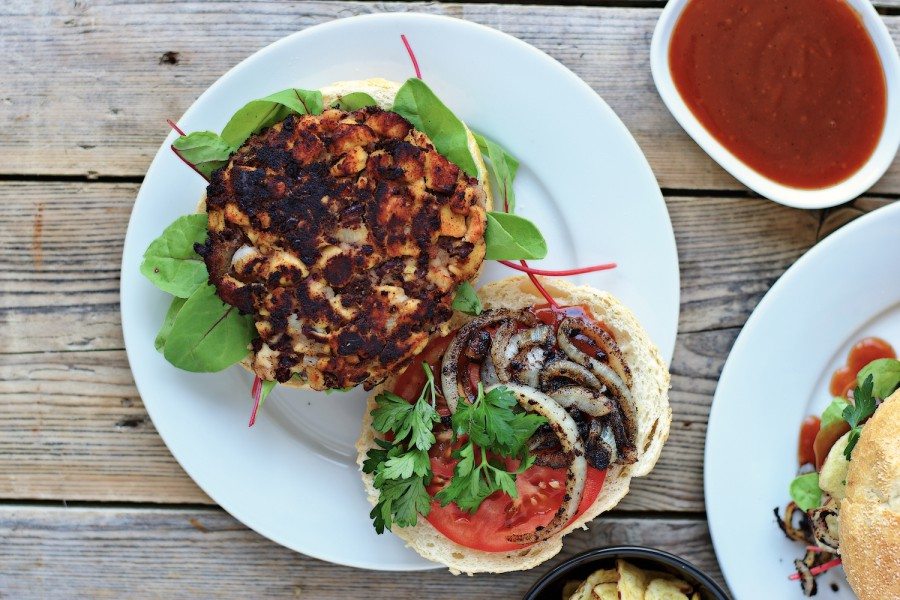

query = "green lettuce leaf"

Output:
[[162, 284, 256, 372], [484, 212, 548, 260], [857, 358, 900, 399], [789, 472, 822, 511], [171, 131, 235, 178], [140, 214, 209, 298], [391, 78, 478, 177], [221, 88, 324, 148]]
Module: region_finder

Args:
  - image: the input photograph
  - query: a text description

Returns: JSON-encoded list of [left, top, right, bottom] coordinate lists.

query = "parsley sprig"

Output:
[[842, 374, 877, 460], [435, 385, 546, 513], [363, 363, 440, 533]]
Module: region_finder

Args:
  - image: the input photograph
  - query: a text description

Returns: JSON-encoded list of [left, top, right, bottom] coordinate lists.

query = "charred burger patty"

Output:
[[197, 106, 487, 390]]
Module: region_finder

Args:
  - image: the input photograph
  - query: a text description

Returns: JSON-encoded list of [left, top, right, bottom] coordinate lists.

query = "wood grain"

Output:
[[0, 182, 826, 354], [0, 506, 724, 599], [2, 181, 864, 507], [2, 1, 898, 193]]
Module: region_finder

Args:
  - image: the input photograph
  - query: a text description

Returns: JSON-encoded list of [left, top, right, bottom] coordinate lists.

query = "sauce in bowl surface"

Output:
[[669, 0, 887, 189]]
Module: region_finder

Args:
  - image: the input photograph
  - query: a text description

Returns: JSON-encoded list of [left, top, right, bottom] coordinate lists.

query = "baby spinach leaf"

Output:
[[484, 212, 548, 260], [452, 281, 482, 316], [221, 88, 324, 148], [140, 214, 209, 298], [172, 131, 235, 178], [857, 358, 900, 399], [163, 284, 256, 372], [155, 297, 187, 352], [333, 92, 378, 111], [474, 132, 519, 212], [789, 473, 822, 511], [391, 78, 478, 177]]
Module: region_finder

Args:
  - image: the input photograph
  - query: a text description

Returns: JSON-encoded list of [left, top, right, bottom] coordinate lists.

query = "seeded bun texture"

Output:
[[356, 275, 672, 574], [840, 390, 900, 600]]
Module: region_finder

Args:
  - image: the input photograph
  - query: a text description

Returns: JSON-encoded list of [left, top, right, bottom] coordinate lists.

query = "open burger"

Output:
[[356, 275, 671, 573], [778, 349, 900, 597]]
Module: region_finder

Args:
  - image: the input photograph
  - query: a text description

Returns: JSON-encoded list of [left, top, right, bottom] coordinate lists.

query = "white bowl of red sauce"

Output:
[[651, 0, 900, 209]]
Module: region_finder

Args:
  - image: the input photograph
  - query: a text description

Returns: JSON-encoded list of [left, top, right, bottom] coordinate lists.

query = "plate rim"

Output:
[[120, 11, 680, 570]]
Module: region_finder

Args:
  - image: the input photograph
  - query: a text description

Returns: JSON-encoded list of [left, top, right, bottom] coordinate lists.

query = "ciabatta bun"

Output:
[[841, 390, 900, 600], [206, 77, 491, 389], [356, 275, 672, 573]]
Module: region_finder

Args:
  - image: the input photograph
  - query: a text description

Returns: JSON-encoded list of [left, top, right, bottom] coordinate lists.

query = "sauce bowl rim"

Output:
[[650, 0, 900, 209]]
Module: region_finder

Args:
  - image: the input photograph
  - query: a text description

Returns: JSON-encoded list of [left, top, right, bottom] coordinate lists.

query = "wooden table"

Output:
[[1, 1, 897, 597]]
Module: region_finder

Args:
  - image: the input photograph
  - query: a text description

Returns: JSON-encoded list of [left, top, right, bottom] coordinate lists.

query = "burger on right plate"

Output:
[[706, 202, 900, 599]]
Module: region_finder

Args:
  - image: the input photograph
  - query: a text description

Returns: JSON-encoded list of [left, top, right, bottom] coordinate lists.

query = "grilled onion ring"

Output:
[[547, 385, 613, 417], [540, 359, 603, 392], [496, 324, 553, 386], [441, 310, 516, 414], [557, 318, 638, 459], [492, 383, 587, 546], [558, 317, 632, 387]]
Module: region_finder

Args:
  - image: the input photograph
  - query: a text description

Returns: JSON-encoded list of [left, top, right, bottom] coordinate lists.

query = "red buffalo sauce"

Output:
[[669, 0, 887, 189]]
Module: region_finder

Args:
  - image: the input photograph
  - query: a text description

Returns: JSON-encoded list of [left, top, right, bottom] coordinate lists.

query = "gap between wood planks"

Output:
[[0, 499, 707, 521]]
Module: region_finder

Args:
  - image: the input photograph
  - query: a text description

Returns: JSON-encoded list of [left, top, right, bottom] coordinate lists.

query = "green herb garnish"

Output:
[[843, 374, 877, 460], [363, 363, 440, 533], [435, 385, 545, 513], [172, 132, 234, 178]]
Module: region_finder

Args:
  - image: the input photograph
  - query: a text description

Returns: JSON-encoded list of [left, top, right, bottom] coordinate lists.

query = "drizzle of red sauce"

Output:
[[669, 0, 887, 189], [828, 337, 896, 398]]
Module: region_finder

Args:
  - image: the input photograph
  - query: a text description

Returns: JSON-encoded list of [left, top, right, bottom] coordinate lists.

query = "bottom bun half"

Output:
[[356, 275, 672, 574]]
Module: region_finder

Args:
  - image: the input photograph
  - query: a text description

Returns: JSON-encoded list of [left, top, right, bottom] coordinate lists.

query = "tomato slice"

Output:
[[425, 464, 606, 553], [797, 415, 820, 467], [393, 331, 610, 553], [393, 335, 454, 402]]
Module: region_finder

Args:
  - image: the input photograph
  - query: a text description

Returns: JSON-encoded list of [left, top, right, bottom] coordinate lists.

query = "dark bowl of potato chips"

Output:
[[524, 546, 730, 600]]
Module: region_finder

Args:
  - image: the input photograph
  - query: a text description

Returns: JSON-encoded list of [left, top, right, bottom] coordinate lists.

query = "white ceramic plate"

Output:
[[706, 201, 900, 598], [120, 13, 679, 570], [651, 0, 900, 209]]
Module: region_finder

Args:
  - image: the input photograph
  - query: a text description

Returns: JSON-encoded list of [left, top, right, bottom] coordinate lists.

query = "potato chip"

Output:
[[643, 571, 693, 594], [567, 568, 618, 600], [645, 578, 691, 600], [591, 583, 617, 600], [616, 559, 649, 600]]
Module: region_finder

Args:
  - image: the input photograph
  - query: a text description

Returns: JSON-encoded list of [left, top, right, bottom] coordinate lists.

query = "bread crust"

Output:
[[841, 391, 900, 600], [356, 275, 672, 573]]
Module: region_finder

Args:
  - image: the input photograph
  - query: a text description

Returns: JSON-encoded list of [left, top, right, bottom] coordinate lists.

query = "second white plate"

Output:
[[706, 201, 900, 598]]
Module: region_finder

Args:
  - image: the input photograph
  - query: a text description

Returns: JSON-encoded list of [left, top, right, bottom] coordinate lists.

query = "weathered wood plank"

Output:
[[0, 506, 724, 598], [0, 335, 728, 509], [2, 1, 898, 193], [0, 181, 846, 506], [0, 182, 827, 357]]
